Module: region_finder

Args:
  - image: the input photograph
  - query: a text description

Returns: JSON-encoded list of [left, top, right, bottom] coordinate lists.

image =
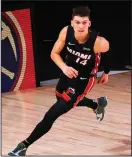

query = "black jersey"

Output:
[[64, 25, 101, 77]]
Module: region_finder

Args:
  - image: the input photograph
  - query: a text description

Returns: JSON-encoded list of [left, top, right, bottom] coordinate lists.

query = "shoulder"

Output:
[[58, 26, 69, 42], [59, 26, 68, 37], [94, 35, 110, 53]]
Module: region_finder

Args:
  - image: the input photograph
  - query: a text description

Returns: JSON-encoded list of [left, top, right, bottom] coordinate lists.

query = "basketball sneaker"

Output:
[[94, 96, 108, 121], [8, 143, 27, 156]]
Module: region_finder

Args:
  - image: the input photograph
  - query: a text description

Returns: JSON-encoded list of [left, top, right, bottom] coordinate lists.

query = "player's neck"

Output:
[[75, 31, 89, 44]]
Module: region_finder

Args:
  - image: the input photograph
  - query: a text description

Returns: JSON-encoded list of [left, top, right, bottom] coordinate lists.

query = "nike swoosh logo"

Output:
[[68, 42, 75, 45], [83, 47, 91, 51], [80, 77, 87, 80]]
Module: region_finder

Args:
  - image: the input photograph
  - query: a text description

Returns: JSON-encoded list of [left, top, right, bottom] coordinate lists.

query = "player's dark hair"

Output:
[[72, 6, 91, 19]]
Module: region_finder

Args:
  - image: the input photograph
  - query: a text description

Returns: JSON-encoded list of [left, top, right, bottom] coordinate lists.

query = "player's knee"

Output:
[[43, 99, 71, 121]]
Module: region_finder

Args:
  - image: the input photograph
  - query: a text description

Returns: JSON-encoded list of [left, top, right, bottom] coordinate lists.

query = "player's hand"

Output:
[[98, 73, 108, 84], [62, 65, 78, 79]]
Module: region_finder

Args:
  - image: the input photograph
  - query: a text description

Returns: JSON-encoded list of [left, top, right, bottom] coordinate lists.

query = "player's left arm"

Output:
[[94, 36, 110, 53], [94, 36, 110, 84]]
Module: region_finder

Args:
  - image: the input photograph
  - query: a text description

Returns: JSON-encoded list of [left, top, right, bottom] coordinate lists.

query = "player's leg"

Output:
[[77, 96, 108, 121], [8, 95, 74, 156], [75, 76, 108, 121], [77, 96, 98, 110]]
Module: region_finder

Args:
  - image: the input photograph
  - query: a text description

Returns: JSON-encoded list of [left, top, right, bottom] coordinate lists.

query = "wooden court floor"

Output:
[[2, 72, 131, 155]]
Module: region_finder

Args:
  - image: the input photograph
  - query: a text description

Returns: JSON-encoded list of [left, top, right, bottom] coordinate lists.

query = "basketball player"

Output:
[[8, 6, 110, 156]]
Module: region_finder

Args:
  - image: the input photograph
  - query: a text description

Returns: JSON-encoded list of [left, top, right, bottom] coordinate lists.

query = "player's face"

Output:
[[71, 16, 91, 36]]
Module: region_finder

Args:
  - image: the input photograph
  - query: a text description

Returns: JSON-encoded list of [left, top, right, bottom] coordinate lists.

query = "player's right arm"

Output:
[[50, 26, 78, 78]]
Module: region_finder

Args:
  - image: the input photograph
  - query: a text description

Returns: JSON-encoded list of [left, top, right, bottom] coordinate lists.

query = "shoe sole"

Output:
[[8, 152, 17, 156], [8, 150, 26, 156]]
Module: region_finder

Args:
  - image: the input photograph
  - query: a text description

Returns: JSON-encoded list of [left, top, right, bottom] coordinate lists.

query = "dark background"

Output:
[[2, 1, 131, 84]]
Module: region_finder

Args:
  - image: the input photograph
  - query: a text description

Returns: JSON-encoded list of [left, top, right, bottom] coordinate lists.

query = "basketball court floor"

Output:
[[2, 72, 131, 155]]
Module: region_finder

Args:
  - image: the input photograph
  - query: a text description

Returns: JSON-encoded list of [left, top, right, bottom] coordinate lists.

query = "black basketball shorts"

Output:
[[55, 73, 97, 107]]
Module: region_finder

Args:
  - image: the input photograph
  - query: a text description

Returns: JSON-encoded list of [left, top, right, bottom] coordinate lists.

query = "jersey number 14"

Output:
[[76, 56, 91, 65]]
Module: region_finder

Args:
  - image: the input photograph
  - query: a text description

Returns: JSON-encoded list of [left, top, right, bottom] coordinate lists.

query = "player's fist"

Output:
[[62, 65, 78, 79], [98, 73, 108, 84]]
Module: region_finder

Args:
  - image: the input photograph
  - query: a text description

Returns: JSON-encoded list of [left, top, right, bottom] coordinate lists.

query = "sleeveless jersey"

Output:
[[64, 25, 101, 77]]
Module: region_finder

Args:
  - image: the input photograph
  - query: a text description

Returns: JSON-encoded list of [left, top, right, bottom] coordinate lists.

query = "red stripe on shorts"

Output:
[[56, 90, 71, 102], [62, 92, 71, 102], [73, 76, 96, 107], [73, 53, 101, 107], [55, 91, 62, 98]]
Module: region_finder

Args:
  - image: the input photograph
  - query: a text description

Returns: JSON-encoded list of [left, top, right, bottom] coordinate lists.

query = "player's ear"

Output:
[[71, 20, 73, 27], [89, 21, 91, 27]]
